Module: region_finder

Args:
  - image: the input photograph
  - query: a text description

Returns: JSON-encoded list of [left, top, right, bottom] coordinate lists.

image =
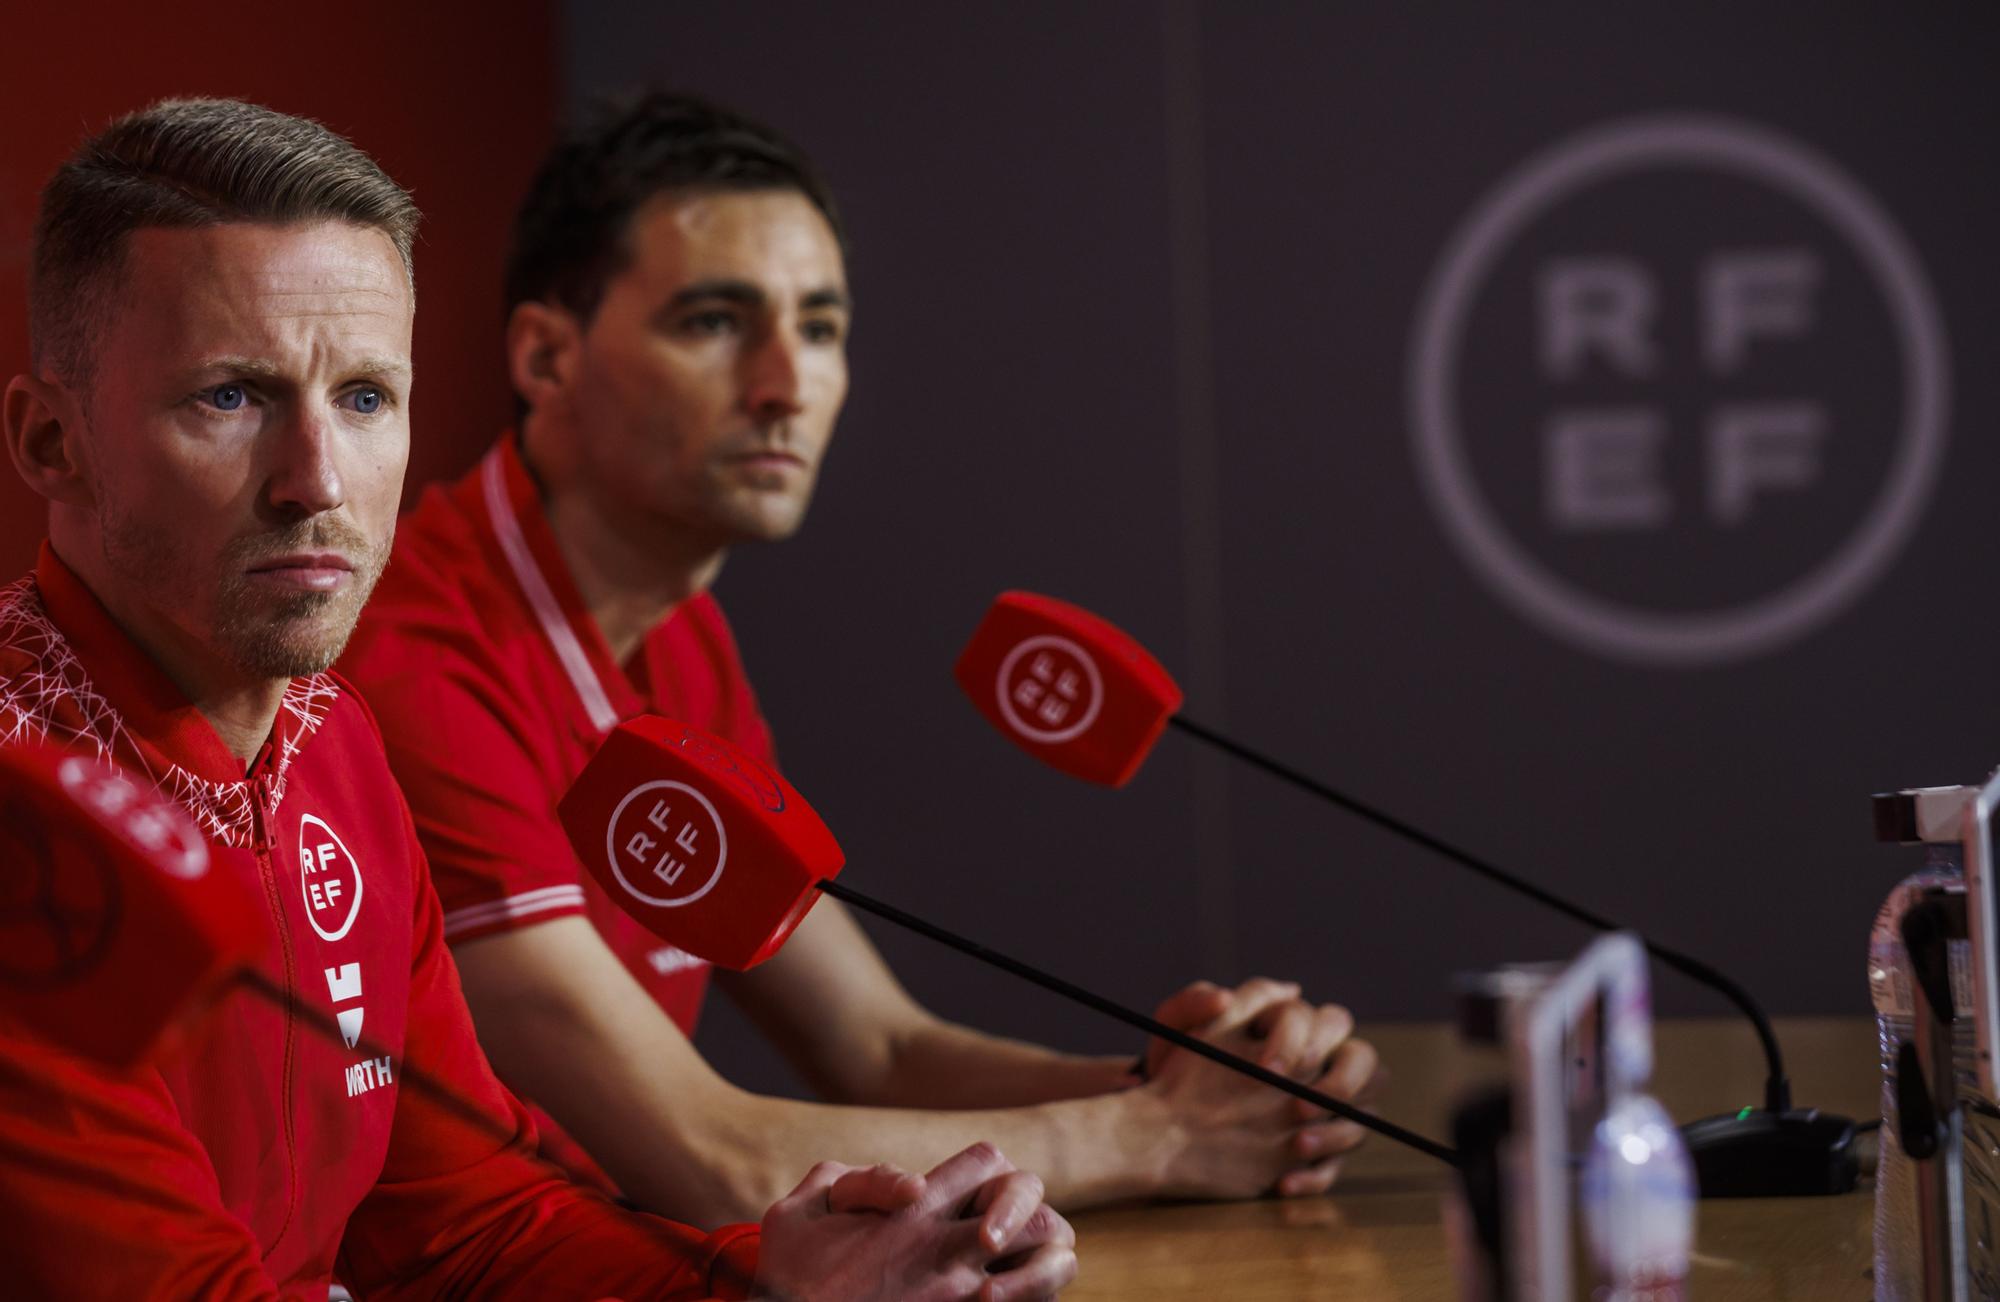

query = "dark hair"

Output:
[[29, 98, 419, 391], [504, 91, 845, 324]]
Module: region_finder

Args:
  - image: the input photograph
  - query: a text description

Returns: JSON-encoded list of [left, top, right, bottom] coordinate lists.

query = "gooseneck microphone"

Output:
[[1164, 713, 1794, 1116], [952, 591, 1858, 1198], [0, 743, 570, 1140], [0, 743, 261, 1068], [813, 877, 1458, 1166], [556, 716, 1461, 1169]]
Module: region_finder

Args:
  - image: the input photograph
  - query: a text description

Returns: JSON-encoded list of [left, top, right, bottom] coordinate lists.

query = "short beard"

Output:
[[217, 519, 388, 678], [212, 575, 368, 679], [101, 512, 389, 681]]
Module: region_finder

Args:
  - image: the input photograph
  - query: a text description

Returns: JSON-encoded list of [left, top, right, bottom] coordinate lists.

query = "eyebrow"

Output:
[[189, 356, 414, 385], [664, 279, 853, 312], [190, 356, 282, 381], [350, 357, 416, 385]]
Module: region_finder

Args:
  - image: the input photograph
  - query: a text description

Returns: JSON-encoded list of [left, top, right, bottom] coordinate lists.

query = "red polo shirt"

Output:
[[343, 436, 777, 1035], [0, 544, 758, 1300]]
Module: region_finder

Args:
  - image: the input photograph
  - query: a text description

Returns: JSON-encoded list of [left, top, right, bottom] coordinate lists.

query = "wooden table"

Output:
[[1066, 1017, 1880, 1300]]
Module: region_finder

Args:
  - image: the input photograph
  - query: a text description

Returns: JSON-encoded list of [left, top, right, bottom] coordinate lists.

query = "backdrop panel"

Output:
[[562, 0, 1998, 1098]]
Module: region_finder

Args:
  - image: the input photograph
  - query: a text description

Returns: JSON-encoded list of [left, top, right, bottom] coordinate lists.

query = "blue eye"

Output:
[[210, 385, 246, 411], [352, 388, 383, 415]]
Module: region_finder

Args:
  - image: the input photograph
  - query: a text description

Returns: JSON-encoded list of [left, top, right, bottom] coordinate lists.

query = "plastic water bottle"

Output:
[[1868, 841, 2000, 1299], [1580, 1092, 1695, 1301]]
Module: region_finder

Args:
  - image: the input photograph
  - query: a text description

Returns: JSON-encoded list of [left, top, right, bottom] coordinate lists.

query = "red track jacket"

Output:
[[0, 544, 760, 1300]]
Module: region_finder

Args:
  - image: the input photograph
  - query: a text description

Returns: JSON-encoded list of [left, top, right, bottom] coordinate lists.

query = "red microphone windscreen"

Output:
[[954, 592, 1183, 788], [557, 718, 844, 971], [0, 745, 261, 1069]]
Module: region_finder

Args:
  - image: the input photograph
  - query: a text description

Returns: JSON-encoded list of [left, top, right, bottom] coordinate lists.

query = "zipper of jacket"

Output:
[[249, 768, 303, 1253]]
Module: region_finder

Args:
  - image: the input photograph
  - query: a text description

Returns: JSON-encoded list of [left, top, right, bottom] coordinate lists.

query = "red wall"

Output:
[[0, 3, 557, 575]]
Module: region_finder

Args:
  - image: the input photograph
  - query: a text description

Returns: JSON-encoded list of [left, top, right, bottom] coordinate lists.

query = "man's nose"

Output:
[[263, 404, 346, 521], [741, 325, 804, 422]]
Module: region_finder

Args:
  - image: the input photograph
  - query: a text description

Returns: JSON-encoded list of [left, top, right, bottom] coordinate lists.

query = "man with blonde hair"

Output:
[[0, 96, 1074, 1301]]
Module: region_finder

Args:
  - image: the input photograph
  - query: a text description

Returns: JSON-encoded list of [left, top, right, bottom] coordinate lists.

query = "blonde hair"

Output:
[[29, 97, 419, 390]]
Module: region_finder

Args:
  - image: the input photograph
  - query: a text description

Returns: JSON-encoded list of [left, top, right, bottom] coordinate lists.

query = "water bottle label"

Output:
[[1872, 938, 1976, 1021]]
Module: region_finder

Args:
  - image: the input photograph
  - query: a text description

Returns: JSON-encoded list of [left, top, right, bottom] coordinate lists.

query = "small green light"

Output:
[[1737, 1107, 1754, 1121]]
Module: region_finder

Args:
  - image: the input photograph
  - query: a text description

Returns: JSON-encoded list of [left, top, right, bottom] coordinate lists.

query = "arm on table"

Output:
[[344, 990, 1075, 1302], [455, 899, 1382, 1222], [729, 901, 1385, 1199], [717, 898, 1135, 1110], [336, 847, 763, 1301]]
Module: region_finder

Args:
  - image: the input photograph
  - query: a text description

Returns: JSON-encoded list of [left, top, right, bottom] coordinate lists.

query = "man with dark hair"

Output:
[[343, 91, 1379, 1225], [0, 97, 1075, 1300]]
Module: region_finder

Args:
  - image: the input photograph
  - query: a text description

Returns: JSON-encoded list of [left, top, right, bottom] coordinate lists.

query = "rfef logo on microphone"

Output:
[[58, 756, 207, 880], [957, 593, 1183, 787], [606, 780, 728, 909], [996, 636, 1104, 744], [1408, 113, 1950, 667], [298, 814, 363, 942]]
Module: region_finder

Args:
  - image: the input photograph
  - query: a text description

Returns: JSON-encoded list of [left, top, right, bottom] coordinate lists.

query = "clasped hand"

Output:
[[755, 1142, 1077, 1302], [1141, 978, 1382, 1200]]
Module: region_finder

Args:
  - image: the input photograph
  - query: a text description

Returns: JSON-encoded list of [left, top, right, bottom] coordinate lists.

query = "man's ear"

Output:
[[3, 374, 92, 509], [506, 300, 582, 422]]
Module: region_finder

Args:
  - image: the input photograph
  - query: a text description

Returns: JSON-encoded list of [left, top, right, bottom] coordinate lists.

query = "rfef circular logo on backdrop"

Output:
[[1408, 113, 1950, 667], [605, 780, 728, 909], [996, 635, 1104, 743]]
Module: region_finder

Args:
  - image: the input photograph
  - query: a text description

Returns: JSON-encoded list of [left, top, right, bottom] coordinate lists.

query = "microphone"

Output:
[[0, 743, 261, 1069], [952, 592, 1184, 788], [557, 716, 1461, 1169], [0, 741, 766, 1291], [0, 745, 606, 1155], [953, 591, 1857, 1199]]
